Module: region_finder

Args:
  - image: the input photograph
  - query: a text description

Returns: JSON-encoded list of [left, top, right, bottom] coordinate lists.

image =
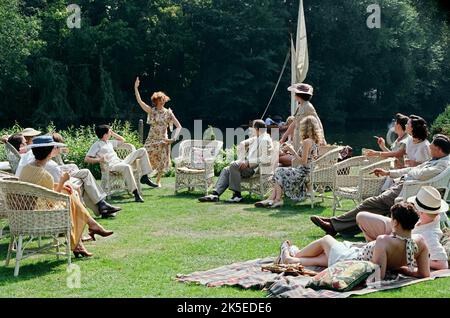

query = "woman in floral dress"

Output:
[[255, 116, 321, 208], [135, 77, 182, 187]]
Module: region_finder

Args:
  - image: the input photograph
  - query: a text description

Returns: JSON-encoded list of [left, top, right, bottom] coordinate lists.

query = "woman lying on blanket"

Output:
[[276, 202, 430, 280]]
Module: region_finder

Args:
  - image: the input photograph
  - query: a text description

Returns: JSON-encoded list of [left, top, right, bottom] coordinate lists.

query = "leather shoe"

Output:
[[310, 216, 337, 237]]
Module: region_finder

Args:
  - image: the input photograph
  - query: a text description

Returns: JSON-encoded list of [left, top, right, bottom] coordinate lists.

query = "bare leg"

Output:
[[156, 172, 162, 187], [280, 236, 338, 267], [273, 184, 283, 202]]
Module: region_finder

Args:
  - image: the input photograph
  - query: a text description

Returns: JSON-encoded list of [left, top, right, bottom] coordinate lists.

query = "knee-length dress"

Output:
[[144, 107, 175, 174], [272, 143, 318, 201]]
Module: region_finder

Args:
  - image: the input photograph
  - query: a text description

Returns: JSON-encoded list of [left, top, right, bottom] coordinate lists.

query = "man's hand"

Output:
[[239, 161, 249, 170], [372, 168, 389, 177], [405, 159, 418, 167]]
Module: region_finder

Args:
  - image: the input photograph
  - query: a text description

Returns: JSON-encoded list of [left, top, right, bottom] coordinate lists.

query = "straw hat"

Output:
[[21, 128, 42, 137], [407, 186, 449, 214], [287, 83, 314, 96], [26, 136, 65, 150]]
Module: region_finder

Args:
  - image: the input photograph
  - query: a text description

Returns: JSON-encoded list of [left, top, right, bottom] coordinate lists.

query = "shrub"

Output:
[[431, 104, 450, 137]]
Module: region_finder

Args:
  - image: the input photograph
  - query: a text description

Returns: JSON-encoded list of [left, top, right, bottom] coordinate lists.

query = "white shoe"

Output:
[[226, 196, 243, 203]]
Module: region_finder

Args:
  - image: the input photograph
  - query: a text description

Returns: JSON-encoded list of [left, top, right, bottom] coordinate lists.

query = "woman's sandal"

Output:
[[269, 200, 284, 209], [255, 200, 273, 208]]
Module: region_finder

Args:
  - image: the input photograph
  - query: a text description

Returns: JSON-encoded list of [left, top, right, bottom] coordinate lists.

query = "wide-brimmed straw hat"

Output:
[[407, 186, 449, 214], [26, 136, 66, 150], [21, 128, 42, 137], [287, 83, 314, 96]]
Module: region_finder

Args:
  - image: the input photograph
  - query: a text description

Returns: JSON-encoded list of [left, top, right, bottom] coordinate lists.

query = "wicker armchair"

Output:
[[318, 145, 341, 158], [398, 166, 450, 203], [4, 142, 21, 174], [240, 141, 280, 199], [307, 147, 344, 208], [332, 157, 394, 215], [0, 172, 18, 239], [100, 143, 142, 199], [174, 140, 223, 195], [0, 180, 71, 277]]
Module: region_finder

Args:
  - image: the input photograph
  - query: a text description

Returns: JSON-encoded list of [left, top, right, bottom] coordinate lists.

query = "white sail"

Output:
[[291, 0, 309, 115]]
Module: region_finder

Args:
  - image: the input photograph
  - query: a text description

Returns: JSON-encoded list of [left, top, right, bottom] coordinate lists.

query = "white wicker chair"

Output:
[[100, 143, 142, 199], [0, 172, 18, 239], [398, 166, 450, 204], [318, 145, 341, 158], [174, 140, 223, 195], [332, 157, 394, 215], [240, 141, 279, 199], [0, 180, 71, 277], [4, 142, 21, 174]]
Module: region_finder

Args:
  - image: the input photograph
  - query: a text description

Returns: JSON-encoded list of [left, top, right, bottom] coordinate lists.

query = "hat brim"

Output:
[[407, 196, 449, 214], [287, 85, 313, 95], [26, 142, 66, 150], [21, 130, 42, 137]]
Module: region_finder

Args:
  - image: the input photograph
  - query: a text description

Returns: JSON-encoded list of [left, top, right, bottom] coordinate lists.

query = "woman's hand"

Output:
[[366, 150, 379, 157], [135, 77, 140, 89], [163, 138, 174, 145], [63, 183, 73, 195], [61, 172, 70, 183], [377, 137, 386, 148]]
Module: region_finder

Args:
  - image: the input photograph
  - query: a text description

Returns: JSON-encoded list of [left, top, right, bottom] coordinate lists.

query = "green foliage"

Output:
[[214, 145, 237, 176], [431, 105, 450, 137], [0, 0, 449, 129]]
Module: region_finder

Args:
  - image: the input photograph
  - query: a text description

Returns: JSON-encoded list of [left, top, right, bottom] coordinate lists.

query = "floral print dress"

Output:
[[272, 142, 318, 201], [144, 107, 174, 174]]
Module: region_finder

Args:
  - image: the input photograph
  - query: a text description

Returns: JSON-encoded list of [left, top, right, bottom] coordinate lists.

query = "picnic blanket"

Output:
[[176, 257, 450, 298]]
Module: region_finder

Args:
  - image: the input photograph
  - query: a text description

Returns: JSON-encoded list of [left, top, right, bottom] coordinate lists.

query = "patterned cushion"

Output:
[[306, 260, 378, 292]]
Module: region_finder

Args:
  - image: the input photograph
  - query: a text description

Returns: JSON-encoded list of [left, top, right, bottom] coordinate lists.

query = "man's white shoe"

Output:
[[226, 196, 243, 203]]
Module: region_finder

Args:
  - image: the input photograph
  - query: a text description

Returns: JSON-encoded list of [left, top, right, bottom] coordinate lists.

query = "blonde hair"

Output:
[[286, 116, 295, 126], [300, 116, 322, 145], [151, 91, 171, 105]]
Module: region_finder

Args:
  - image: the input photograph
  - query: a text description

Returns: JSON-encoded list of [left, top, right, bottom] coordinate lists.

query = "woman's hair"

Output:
[[395, 113, 409, 131], [95, 125, 110, 139], [7, 134, 24, 152], [52, 132, 64, 143], [32, 146, 54, 161], [151, 92, 171, 105], [295, 93, 312, 102], [390, 202, 419, 231], [286, 116, 295, 126], [409, 115, 429, 141], [300, 116, 322, 145]]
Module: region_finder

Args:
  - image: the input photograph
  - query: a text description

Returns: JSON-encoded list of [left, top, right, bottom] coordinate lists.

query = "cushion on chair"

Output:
[[188, 147, 207, 170], [176, 167, 206, 174], [306, 260, 378, 292]]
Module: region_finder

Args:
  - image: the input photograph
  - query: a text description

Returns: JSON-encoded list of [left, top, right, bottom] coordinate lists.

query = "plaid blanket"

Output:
[[177, 258, 450, 298]]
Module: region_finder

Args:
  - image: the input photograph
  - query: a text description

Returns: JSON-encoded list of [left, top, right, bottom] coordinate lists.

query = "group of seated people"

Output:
[[2, 124, 161, 257], [1, 82, 448, 282]]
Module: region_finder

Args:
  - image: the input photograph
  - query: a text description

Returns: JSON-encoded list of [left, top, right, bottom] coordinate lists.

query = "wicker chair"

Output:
[[174, 140, 223, 195], [4, 142, 21, 174], [239, 141, 280, 199], [100, 143, 142, 199], [307, 147, 344, 208], [398, 166, 450, 203], [332, 157, 394, 215], [0, 172, 18, 239], [318, 145, 341, 158], [0, 180, 71, 276]]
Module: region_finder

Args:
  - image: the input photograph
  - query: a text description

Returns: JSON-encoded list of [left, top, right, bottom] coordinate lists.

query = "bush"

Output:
[[431, 105, 450, 137], [0, 121, 142, 180], [214, 145, 238, 176]]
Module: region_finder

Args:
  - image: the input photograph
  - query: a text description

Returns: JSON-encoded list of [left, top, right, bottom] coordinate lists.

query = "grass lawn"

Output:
[[0, 177, 448, 298]]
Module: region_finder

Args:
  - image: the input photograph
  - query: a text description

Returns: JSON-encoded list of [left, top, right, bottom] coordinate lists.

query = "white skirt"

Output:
[[328, 241, 362, 267]]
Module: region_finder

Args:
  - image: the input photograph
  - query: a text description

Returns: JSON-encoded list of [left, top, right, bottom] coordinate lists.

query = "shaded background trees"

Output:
[[0, 0, 449, 131]]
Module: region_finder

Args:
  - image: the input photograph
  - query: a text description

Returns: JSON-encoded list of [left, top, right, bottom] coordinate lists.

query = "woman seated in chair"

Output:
[[366, 113, 409, 168], [276, 203, 430, 280], [255, 116, 321, 208], [18, 136, 114, 258]]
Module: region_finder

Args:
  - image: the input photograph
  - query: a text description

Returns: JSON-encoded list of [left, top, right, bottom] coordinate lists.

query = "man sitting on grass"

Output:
[[198, 120, 273, 203], [311, 134, 450, 238], [85, 125, 158, 203]]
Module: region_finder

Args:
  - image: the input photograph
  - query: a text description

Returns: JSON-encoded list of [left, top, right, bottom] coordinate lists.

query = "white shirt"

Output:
[[86, 140, 122, 166], [405, 136, 431, 164], [413, 217, 448, 261], [246, 133, 273, 167]]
